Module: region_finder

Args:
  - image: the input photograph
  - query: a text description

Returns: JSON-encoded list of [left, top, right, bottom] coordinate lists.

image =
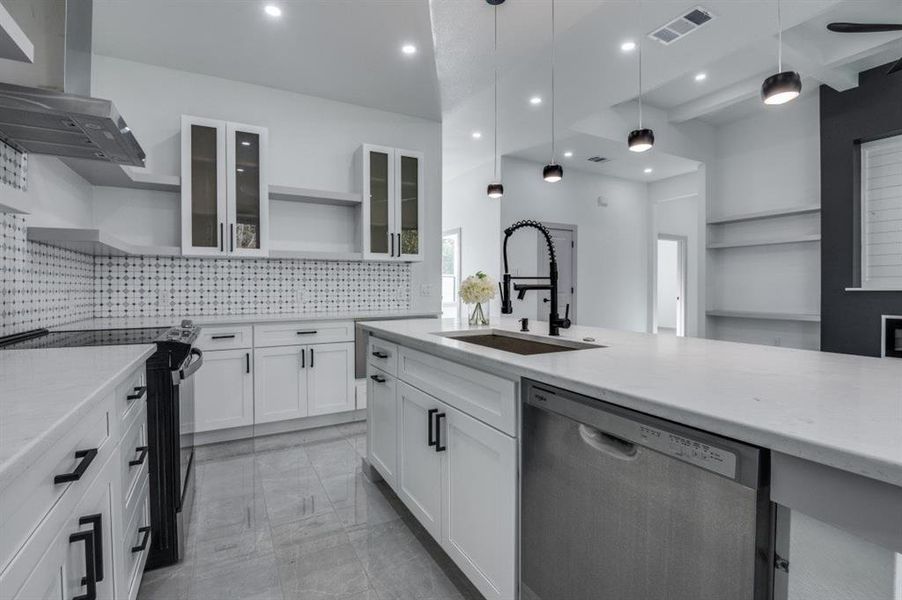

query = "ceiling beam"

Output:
[[781, 38, 858, 91], [667, 76, 762, 123]]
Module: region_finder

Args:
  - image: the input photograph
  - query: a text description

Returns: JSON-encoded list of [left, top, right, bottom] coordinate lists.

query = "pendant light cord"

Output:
[[776, 0, 783, 71], [494, 4, 499, 180], [637, 0, 643, 128], [550, 0, 556, 163]]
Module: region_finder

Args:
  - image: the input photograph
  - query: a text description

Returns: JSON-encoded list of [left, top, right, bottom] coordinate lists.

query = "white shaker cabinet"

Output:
[[396, 381, 443, 540], [307, 342, 355, 416], [181, 116, 269, 257], [366, 366, 398, 487], [194, 348, 254, 432], [254, 345, 308, 424], [360, 144, 424, 262]]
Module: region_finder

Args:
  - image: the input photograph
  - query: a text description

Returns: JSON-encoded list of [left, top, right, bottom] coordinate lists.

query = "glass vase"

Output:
[[467, 301, 490, 327]]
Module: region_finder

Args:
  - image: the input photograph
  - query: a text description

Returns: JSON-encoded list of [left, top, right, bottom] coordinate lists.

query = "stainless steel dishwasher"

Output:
[[521, 379, 774, 600]]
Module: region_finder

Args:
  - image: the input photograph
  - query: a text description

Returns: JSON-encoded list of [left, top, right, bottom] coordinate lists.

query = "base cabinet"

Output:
[[367, 367, 398, 487], [397, 382, 443, 540], [307, 342, 355, 416], [194, 348, 254, 432], [254, 345, 308, 423]]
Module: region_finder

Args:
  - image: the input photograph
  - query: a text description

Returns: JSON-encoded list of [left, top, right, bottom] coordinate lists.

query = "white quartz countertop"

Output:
[[52, 310, 440, 331], [0, 345, 156, 490], [361, 317, 902, 487]]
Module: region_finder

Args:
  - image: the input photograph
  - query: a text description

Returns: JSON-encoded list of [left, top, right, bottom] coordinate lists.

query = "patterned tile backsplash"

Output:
[[1, 212, 411, 336], [0, 140, 27, 192]]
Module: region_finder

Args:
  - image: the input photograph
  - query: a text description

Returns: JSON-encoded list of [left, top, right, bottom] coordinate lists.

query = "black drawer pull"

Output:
[[435, 413, 447, 452], [246, 352, 251, 374], [70, 529, 97, 600], [126, 386, 146, 401], [132, 526, 151, 553], [129, 446, 149, 467], [309, 348, 314, 368], [211, 334, 236, 340], [296, 330, 318, 335], [428, 408, 438, 447], [370, 374, 386, 383], [78, 514, 104, 582], [371, 351, 389, 359], [55, 448, 99, 484]]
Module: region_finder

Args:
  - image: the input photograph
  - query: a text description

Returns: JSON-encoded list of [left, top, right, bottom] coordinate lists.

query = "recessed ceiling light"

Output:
[[529, 96, 542, 105], [472, 131, 482, 139], [644, 167, 653, 174], [264, 5, 281, 17], [694, 72, 707, 82], [563, 151, 573, 158], [401, 44, 417, 55], [621, 40, 637, 52]]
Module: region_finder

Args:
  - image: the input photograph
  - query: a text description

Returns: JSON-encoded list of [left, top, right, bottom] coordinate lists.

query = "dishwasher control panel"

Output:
[[638, 424, 737, 479]]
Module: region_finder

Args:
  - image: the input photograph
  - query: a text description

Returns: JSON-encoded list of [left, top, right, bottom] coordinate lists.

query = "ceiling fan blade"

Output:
[[889, 57, 902, 74], [827, 22, 902, 33]]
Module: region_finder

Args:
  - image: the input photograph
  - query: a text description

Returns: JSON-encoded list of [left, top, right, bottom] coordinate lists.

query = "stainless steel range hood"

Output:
[[0, 0, 145, 166]]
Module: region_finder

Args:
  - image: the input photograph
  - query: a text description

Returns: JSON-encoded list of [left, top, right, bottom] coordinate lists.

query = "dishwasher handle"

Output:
[[578, 424, 638, 460]]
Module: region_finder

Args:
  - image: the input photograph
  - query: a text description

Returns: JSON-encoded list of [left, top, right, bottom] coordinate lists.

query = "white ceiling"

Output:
[[92, 0, 442, 120]]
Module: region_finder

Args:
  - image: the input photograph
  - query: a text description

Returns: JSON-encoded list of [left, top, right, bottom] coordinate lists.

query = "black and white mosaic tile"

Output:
[[0, 139, 27, 192]]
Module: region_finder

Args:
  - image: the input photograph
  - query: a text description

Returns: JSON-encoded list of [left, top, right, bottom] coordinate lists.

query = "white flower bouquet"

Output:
[[459, 271, 496, 326]]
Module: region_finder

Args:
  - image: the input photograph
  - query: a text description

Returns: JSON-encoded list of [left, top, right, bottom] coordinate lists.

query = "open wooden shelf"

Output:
[[269, 247, 363, 261], [27, 227, 180, 257], [268, 185, 362, 206], [706, 309, 821, 323], [707, 205, 820, 225], [707, 234, 821, 249]]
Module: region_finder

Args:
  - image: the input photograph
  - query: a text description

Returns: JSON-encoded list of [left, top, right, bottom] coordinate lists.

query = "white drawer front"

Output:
[[367, 337, 398, 377], [397, 346, 517, 436], [254, 320, 354, 347], [121, 477, 151, 600], [195, 325, 253, 350], [0, 395, 113, 572], [120, 406, 148, 512]]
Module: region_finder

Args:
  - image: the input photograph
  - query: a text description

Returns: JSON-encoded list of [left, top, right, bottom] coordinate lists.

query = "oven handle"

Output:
[[179, 348, 204, 381]]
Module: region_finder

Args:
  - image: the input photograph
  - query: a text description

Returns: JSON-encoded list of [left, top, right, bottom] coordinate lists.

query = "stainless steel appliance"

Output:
[[0, 322, 201, 569], [521, 379, 773, 600]]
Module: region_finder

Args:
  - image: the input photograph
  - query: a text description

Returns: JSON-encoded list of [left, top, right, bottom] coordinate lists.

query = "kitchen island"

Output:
[[361, 316, 902, 600]]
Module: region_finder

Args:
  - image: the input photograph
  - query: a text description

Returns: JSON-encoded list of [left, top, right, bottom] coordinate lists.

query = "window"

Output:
[[860, 136, 902, 290], [442, 229, 461, 318]]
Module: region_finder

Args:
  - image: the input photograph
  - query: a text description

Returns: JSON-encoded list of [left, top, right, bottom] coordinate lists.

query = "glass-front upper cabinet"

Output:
[[361, 144, 424, 262], [181, 115, 269, 257]]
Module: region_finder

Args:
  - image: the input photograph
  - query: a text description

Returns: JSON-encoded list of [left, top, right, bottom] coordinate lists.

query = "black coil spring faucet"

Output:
[[499, 220, 572, 336]]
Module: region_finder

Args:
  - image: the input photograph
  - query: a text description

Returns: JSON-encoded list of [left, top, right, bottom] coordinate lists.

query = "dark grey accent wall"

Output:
[[820, 63, 902, 357]]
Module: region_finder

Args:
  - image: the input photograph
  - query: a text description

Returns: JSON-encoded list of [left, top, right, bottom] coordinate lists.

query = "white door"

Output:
[[253, 345, 308, 424], [656, 236, 686, 337], [537, 225, 575, 324], [194, 349, 254, 432], [395, 148, 424, 262], [366, 368, 398, 485], [362, 144, 396, 261], [441, 404, 517, 600], [181, 115, 227, 257], [306, 342, 355, 416], [396, 382, 443, 539], [226, 122, 269, 257]]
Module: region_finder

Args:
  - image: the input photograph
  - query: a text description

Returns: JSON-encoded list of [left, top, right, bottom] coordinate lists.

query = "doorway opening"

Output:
[[442, 228, 462, 319], [656, 234, 687, 337], [537, 223, 577, 324]]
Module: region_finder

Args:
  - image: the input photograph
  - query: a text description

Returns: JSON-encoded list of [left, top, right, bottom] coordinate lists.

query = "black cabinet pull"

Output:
[[129, 446, 149, 467], [127, 386, 147, 401], [230, 223, 235, 252], [69, 529, 97, 600], [371, 351, 389, 359], [390, 233, 394, 257], [309, 348, 314, 368], [296, 330, 317, 335], [211, 334, 236, 340], [55, 448, 98, 484], [301, 348, 306, 369], [132, 526, 151, 553], [219, 222, 224, 252], [427, 408, 438, 447], [78, 514, 104, 582], [435, 413, 446, 452], [370, 374, 386, 383], [245, 352, 251, 374], [395, 233, 401, 257]]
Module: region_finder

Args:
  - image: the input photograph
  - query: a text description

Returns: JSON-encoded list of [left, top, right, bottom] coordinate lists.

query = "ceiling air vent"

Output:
[[587, 156, 609, 163], [649, 6, 714, 45]]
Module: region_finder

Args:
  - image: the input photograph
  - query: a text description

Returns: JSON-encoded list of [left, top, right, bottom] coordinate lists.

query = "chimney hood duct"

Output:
[[0, 0, 145, 167]]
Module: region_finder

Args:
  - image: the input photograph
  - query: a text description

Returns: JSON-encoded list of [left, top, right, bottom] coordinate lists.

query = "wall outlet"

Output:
[[420, 284, 434, 297]]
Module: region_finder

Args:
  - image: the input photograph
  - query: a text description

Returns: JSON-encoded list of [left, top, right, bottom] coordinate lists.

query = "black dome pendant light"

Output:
[[762, 0, 801, 105], [628, 9, 654, 154], [543, 0, 563, 182], [487, 0, 504, 198]]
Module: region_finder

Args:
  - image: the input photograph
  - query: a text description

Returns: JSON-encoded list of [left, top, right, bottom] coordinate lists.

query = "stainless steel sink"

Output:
[[437, 329, 603, 355]]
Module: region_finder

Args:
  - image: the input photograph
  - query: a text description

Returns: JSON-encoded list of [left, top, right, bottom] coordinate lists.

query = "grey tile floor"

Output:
[[138, 421, 484, 600]]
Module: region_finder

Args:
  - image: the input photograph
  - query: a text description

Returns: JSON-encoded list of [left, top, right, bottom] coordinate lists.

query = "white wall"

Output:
[[656, 239, 678, 330], [15, 156, 94, 228], [90, 55, 442, 313], [499, 157, 648, 332]]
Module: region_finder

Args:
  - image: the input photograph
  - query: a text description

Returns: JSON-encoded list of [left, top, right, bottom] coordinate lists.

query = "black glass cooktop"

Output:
[[0, 327, 172, 349]]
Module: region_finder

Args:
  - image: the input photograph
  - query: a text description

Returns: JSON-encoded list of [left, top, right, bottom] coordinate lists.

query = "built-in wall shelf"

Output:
[[27, 227, 180, 257], [269, 248, 363, 261], [706, 309, 821, 323], [269, 185, 362, 206], [707, 234, 821, 249], [0, 2, 33, 63], [707, 205, 820, 225], [61, 158, 181, 193]]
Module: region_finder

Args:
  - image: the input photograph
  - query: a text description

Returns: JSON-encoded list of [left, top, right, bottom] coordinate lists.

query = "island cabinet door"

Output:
[[396, 382, 443, 540], [254, 345, 308, 424], [440, 404, 517, 600], [194, 349, 254, 432], [367, 367, 398, 486], [306, 342, 355, 416]]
